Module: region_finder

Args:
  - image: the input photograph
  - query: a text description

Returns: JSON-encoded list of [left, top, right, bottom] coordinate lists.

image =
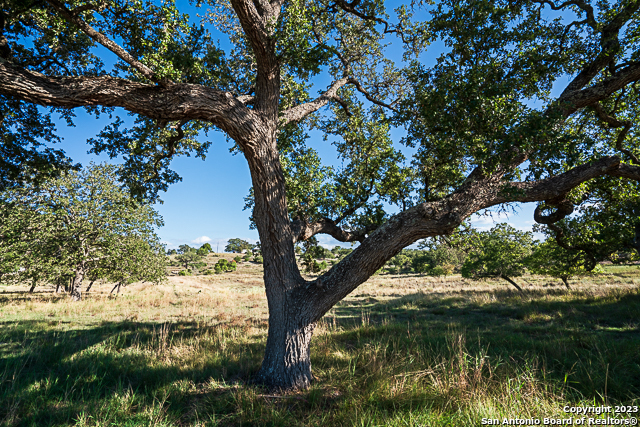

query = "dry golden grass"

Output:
[[1, 263, 638, 426]]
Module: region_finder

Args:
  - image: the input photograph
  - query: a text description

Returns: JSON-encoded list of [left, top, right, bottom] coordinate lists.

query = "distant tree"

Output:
[[214, 258, 237, 273], [461, 224, 534, 292], [166, 249, 177, 256], [0, 164, 165, 299], [418, 237, 469, 272], [175, 249, 204, 271], [177, 244, 194, 255], [390, 253, 411, 273], [526, 239, 597, 289], [225, 238, 252, 253], [199, 243, 213, 253]]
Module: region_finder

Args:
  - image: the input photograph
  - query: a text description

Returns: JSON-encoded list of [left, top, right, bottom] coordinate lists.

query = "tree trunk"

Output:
[[240, 121, 320, 389], [70, 266, 85, 301], [501, 275, 524, 293], [253, 288, 316, 390], [29, 280, 36, 293], [85, 279, 95, 293], [561, 276, 571, 290]]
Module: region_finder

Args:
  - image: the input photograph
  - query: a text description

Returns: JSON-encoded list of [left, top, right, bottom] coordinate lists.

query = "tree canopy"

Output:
[[0, 163, 166, 300], [1, 0, 639, 390], [225, 238, 253, 253], [461, 224, 535, 292]]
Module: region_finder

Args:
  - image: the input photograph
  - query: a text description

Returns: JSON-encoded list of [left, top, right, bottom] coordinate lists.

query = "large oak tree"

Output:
[[1, 0, 639, 390]]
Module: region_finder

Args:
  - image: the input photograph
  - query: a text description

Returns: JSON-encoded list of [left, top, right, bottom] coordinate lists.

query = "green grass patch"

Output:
[[1, 278, 639, 426]]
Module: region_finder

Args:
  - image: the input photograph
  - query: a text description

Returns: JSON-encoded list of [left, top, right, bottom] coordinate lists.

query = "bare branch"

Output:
[[347, 77, 398, 111], [331, 0, 408, 43], [152, 119, 188, 175], [70, 1, 108, 14], [557, 0, 640, 98], [532, 0, 597, 30], [44, 0, 160, 83]]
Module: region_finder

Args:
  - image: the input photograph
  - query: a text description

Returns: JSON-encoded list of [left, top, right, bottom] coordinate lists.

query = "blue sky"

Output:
[[45, 1, 565, 250]]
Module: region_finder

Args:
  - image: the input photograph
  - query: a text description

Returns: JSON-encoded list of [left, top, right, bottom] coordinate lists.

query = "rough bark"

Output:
[[70, 265, 85, 301]]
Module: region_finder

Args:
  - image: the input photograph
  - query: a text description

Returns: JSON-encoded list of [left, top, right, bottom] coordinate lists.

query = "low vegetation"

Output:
[[1, 263, 638, 426]]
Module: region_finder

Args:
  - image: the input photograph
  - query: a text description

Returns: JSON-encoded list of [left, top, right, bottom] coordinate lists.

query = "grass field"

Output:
[[1, 258, 639, 426]]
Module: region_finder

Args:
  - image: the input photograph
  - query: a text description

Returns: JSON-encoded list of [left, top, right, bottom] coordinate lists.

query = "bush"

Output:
[[214, 258, 236, 273], [254, 255, 263, 264], [178, 270, 192, 276], [234, 256, 242, 263]]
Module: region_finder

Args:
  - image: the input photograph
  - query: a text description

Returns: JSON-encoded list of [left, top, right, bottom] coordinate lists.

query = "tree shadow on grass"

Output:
[[0, 319, 266, 426], [319, 287, 640, 404], [1, 287, 638, 426]]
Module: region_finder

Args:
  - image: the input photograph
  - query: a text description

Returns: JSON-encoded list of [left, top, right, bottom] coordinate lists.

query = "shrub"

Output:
[[178, 270, 192, 276]]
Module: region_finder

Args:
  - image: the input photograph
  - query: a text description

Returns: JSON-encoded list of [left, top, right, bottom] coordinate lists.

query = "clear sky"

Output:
[[44, 1, 564, 250]]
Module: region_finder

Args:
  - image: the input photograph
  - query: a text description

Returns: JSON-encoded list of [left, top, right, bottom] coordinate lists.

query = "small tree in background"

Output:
[[225, 238, 252, 253], [0, 164, 166, 300], [526, 239, 600, 289], [175, 249, 204, 271], [177, 244, 194, 254], [461, 224, 534, 292]]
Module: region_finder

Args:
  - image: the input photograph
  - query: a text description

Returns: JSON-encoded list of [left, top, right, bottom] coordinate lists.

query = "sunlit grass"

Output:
[[1, 263, 639, 426]]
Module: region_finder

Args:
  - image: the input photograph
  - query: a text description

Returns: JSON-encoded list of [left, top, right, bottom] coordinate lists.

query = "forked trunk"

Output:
[[242, 125, 320, 390], [561, 276, 571, 290]]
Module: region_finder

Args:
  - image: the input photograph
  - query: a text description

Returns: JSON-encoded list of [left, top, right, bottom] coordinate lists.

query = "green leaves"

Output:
[[461, 223, 534, 281], [0, 163, 166, 288]]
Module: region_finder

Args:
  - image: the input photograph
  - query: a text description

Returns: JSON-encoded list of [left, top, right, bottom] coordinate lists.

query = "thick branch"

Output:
[[592, 102, 639, 164], [281, 77, 350, 125], [558, 62, 640, 117], [0, 60, 263, 150], [291, 218, 369, 244], [495, 156, 622, 203], [44, 0, 158, 83], [230, 0, 279, 119], [607, 162, 640, 181], [292, 155, 639, 321]]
